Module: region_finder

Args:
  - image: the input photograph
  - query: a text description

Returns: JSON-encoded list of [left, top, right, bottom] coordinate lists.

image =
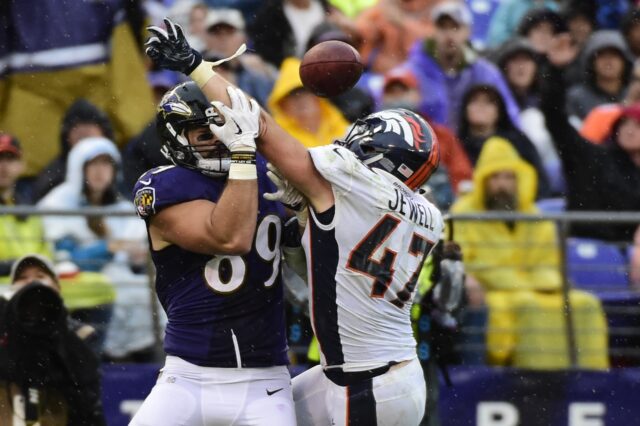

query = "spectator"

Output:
[[494, 39, 563, 193], [622, 8, 640, 60], [38, 137, 147, 272], [451, 137, 559, 292], [267, 57, 349, 148], [355, 0, 443, 75], [0, 134, 52, 277], [250, 0, 329, 68], [458, 84, 551, 198], [486, 0, 559, 48], [203, 8, 275, 107], [563, 0, 597, 50], [495, 38, 541, 110], [542, 35, 640, 242], [451, 138, 608, 370], [380, 67, 472, 195], [122, 71, 177, 195], [404, 1, 520, 132], [0, 254, 105, 425], [186, 2, 208, 52], [32, 100, 114, 203], [560, 1, 598, 86], [580, 60, 640, 144], [566, 30, 633, 124], [517, 8, 567, 55]]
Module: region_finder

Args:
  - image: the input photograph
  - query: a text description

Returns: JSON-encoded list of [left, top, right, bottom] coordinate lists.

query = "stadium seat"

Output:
[[566, 238, 629, 289]]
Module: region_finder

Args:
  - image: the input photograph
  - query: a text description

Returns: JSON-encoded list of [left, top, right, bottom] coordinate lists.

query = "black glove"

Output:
[[145, 18, 202, 74]]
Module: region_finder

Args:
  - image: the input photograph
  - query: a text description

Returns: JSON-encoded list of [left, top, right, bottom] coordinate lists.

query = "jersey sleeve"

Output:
[[308, 145, 360, 196], [132, 165, 225, 220]]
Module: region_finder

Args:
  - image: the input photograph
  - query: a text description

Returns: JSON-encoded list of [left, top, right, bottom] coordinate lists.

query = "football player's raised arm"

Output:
[[149, 182, 257, 255], [145, 19, 333, 211], [198, 72, 334, 212]]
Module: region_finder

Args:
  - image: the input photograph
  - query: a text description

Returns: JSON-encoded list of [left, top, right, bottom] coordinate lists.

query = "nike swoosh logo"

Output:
[[140, 178, 152, 185], [233, 119, 243, 135], [333, 148, 344, 159], [266, 388, 283, 396]]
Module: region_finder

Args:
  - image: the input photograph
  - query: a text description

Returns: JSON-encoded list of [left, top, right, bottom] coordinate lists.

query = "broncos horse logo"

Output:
[[369, 109, 431, 150]]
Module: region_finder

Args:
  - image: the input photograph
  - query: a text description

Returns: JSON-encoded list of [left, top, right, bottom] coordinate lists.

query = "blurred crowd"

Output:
[[1, 0, 640, 375]]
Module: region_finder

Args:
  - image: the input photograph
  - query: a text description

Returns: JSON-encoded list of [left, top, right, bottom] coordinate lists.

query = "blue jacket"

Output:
[[404, 40, 520, 133]]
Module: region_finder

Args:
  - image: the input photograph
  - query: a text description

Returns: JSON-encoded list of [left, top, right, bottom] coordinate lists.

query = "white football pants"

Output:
[[293, 358, 426, 426], [129, 356, 295, 426]]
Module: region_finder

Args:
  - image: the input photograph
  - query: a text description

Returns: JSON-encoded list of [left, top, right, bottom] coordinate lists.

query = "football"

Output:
[[299, 40, 364, 98]]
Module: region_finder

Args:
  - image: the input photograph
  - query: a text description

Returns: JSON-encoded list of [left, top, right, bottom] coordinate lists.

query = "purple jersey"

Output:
[[133, 157, 288, 367]]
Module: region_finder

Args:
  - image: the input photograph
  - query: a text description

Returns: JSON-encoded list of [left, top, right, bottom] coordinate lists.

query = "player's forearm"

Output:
[[209, 180, 258, 254], [193, 62, 233, 106]]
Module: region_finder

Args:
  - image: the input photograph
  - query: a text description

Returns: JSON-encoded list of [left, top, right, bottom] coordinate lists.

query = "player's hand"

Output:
[[145, 18, 202, 74], [209, 86, 261, 153], [263, 163, 307, 211]]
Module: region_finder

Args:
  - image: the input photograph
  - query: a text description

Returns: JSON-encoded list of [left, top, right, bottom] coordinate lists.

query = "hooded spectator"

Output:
[[451, 138, 609, 371], [517, 8, 567, 55], [451, 137, 560, 292], [495, 39, 563, 193], [38, 138, 147, 272], [566, 30, 633, 123], [32, 100, 114, 202], [268, 57, 349, 148], [404, 1, 520, 132], [562, 0, 597, 49], [542, 44, 640, 242], [458, 84, 550, 198], [495, 38, 541, 110], [381, 67, 472, 195], [487, 0, 559, 48], [580, 60, 640, 144]]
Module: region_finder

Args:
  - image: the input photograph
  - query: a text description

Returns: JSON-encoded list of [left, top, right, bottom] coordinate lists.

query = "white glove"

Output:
[[263, 163, 309, 227], [209, 86, 261, 153], [263, 163, 306, 210]]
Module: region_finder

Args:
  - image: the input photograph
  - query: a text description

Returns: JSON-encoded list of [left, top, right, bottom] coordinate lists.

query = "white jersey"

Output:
[[302, 145, 444, 372]]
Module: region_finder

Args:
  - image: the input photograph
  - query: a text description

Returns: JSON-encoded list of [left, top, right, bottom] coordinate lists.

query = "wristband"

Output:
[[229, 163, 257, 180], [189, 61, 217, 88], [229, 152, 257, 180]]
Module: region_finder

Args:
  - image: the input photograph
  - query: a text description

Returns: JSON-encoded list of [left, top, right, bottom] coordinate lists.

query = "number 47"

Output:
[[346, 214, 434, 309]]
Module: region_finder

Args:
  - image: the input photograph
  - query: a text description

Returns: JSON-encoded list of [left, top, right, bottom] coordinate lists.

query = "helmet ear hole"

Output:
[[361, 144, 377, 155]]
